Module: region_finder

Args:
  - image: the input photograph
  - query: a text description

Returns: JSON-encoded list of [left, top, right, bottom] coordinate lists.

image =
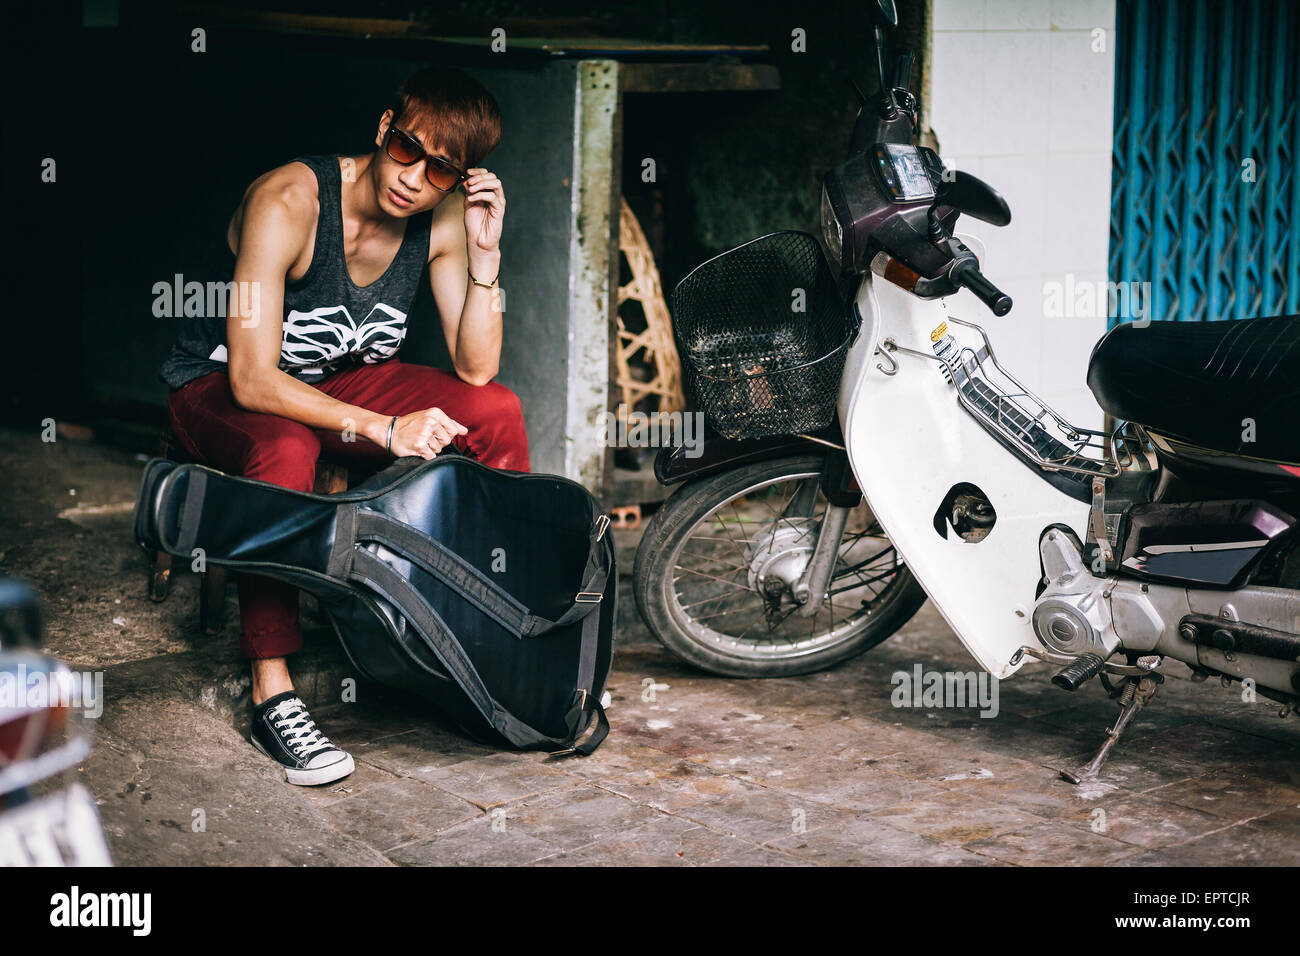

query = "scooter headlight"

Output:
[[820, 153, 887, 273]]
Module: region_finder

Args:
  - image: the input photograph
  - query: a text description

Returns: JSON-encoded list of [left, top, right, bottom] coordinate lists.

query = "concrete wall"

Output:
[[927, 0, 1116, 427]]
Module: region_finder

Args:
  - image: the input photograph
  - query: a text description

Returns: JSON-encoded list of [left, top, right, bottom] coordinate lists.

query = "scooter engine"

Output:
[[1032, 529, 1121, 658]]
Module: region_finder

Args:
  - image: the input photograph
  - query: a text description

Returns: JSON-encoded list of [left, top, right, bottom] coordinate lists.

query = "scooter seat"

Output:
[[1087, 315, 1300, 464]]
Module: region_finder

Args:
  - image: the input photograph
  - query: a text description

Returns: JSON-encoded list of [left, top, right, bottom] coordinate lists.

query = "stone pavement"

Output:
[[3, 426, 1299, 865]]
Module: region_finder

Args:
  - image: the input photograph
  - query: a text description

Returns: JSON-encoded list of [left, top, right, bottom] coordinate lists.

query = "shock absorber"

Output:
[[793, 503, 852, 618]]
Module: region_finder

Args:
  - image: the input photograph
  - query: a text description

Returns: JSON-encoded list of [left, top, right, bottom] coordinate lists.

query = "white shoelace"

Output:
[[269, 698, 334, 760]]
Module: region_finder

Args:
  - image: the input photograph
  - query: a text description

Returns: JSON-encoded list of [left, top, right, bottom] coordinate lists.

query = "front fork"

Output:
[[792, 447, 861, 617], [793, 503, 852, 615]]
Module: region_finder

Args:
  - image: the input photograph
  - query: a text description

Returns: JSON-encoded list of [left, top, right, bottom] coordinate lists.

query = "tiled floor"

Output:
[[5, 428, 1298, 865]]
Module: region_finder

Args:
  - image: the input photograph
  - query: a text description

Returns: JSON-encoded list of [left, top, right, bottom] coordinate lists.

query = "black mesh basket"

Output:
[[671, 231, 855, 441]]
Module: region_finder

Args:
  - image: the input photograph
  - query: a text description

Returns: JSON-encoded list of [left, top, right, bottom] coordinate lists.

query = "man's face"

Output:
[[373, 111, 462, 218]]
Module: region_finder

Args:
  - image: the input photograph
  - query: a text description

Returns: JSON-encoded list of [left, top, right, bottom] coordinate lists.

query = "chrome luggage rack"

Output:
[[876, 316, 1149, 480]]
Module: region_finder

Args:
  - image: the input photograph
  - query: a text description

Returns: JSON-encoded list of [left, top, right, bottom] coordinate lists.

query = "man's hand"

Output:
[[463, 168, 505, 262], [387, 407, 469, 459]]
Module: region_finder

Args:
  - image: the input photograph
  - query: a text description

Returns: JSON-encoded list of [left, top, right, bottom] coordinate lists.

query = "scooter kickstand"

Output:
[[1059, 674, 1162, 785]]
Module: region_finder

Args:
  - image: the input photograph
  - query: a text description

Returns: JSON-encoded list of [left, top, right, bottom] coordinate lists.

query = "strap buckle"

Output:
[[547, 689, 590, 757], [575, 591, 602, 603], [593, 514, 610, 541]]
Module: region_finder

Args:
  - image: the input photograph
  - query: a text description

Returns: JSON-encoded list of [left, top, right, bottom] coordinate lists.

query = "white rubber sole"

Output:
[[250, 735, 356, 787]]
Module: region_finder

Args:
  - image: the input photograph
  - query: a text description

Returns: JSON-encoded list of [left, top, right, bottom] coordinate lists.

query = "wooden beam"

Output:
[[177, 6, 771, 61], [620, 62, 781, 93], [177, 6, 435, 37]]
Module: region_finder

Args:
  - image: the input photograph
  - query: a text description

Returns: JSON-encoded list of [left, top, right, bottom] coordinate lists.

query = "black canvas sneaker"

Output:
[[250, 691, 355, 786]]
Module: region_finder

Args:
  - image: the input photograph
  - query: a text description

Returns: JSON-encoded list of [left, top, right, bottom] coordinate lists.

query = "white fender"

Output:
[[837, 256, 1091, 677]]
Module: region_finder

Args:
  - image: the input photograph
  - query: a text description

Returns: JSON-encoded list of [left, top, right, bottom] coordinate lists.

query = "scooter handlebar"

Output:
[[950, 258, 1012, 316]]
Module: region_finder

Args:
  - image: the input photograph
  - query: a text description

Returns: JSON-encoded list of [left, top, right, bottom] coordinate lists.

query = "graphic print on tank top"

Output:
[[280, 301, 409, 373]]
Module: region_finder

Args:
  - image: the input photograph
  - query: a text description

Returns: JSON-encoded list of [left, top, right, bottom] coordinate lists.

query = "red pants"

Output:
[[166, 360, 530, 660]]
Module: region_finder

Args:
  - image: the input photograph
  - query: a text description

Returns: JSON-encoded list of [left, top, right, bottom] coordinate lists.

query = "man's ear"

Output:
[[374, 109, 396, 149]]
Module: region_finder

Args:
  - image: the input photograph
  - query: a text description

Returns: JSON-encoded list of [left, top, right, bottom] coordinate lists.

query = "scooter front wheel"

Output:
[[633, 454, 926, 677]]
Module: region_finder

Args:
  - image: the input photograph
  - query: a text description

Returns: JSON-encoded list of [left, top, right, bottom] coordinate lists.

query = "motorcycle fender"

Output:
[[653, 427, 839, 486], [837, 264, 1093, 678]]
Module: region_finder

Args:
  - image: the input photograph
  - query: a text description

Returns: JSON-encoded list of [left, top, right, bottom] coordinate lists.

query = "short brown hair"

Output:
[[392, 67, 502, 169]]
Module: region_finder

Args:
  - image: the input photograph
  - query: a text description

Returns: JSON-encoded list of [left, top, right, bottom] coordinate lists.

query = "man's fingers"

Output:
[[392, 409, 468, 458], [430, 408, 468, 436], [425, 416, 453, 444], [401, 436, 435, 460], [417, 434, 441, 458]]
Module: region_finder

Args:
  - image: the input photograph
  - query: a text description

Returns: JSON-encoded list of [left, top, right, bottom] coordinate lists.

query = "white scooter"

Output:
[[635, 0, 1300, 781], [0, 577, 113, 866]]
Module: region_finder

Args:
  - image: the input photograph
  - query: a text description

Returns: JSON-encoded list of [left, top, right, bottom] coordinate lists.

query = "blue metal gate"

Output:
[[1109, 0, 1299, 326]]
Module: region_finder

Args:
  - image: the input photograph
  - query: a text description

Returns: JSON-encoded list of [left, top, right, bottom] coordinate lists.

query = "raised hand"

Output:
[[463, 168, 505, 255]]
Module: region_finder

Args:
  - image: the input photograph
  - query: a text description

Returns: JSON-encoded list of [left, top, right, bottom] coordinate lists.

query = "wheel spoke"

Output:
[[711, 508, 750, 555], [684, 533, 752, 571], [766, 482, 799, 553], [832, 544, 896, 579], [690, 601, 761, 623], [827, 567, 898, 597], [676, 547, 751, 573], [672, 565, 752, 592]]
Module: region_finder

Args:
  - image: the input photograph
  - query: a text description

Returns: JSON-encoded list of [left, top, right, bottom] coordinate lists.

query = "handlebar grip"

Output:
[[950, 258, 1012, 316]]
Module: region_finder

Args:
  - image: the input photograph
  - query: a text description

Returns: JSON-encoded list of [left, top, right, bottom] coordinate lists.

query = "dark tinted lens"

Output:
[[386, 129, 423, 165], [424, 156, 462, 191]]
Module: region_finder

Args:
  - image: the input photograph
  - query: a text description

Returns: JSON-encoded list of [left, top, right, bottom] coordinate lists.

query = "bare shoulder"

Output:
[[228, 161, 319, 252], [428, 190, 467, 262]]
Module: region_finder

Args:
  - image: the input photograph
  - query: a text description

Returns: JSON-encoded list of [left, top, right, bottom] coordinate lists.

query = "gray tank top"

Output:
[[159, 154, 434, 389]]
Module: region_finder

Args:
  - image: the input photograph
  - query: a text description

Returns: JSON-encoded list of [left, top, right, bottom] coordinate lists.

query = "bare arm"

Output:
[[226, 183, 465, 457], [429, 170, 505, 386]]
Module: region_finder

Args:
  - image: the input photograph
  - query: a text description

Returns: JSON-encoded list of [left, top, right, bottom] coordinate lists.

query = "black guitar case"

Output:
[[132, 454, 615, 755]]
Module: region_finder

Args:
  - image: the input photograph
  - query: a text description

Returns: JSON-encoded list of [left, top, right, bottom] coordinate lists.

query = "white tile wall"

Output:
[[928, 0, 1117, 427]]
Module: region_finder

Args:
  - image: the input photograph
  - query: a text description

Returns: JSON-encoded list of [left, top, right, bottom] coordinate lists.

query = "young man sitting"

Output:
[[158, 67, 525, 786]]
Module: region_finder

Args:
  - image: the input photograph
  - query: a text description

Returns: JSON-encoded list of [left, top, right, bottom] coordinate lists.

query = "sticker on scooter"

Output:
[[932, 332, 960, 384]]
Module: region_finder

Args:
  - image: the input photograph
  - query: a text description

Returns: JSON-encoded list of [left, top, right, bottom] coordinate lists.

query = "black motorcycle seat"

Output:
[[1087, 315, 1300, 463]]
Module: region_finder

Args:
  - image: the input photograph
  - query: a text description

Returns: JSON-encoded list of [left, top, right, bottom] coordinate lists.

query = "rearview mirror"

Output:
[[871, 0, 899, 28], [936, 170, 1012, 227], [869, 0, 898, 106]]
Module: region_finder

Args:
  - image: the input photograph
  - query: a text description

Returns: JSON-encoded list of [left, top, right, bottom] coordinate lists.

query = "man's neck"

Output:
[[339, 152, 391, 230]]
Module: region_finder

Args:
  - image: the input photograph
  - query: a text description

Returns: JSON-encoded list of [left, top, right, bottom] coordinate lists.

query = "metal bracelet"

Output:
[[468, 267, 499, 289], [385, 415, 398, 454]]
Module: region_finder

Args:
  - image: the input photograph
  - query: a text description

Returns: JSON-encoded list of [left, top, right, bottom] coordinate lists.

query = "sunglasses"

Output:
[[383, 125, 468, 192]]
